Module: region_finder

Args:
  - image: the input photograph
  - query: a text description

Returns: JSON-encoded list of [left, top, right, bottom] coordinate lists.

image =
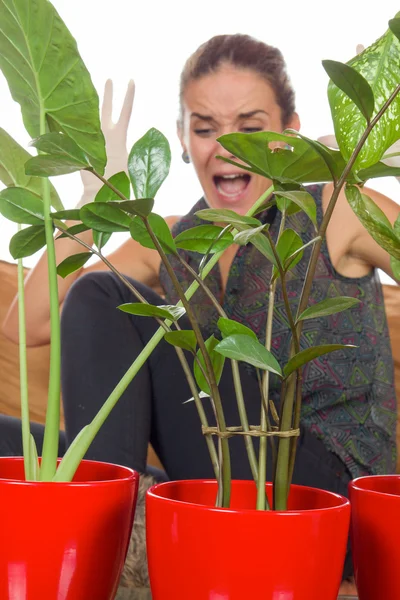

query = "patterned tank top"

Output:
[[159, 185, 397, 478]]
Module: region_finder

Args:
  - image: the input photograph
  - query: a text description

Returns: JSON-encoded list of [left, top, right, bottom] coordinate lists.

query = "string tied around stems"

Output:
[[202, 425, 300, 439]]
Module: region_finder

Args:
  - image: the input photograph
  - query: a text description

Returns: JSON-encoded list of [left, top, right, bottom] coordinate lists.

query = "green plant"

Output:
[[0, 0, 399, 512]]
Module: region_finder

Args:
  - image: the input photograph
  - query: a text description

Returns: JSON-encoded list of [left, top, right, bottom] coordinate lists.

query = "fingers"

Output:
[[356, 44, 365, 55], [117, 79, 135, 128], [317, 134, 339, 149], [101, 79, 113, 125]]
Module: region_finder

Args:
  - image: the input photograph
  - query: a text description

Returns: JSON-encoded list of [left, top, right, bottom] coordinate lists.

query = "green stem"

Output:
[[17, 228, 32, 480], [39, 110, 60, 481], [54, 186, 274, 482]]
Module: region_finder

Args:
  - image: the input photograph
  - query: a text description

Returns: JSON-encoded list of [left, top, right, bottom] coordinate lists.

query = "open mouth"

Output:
[[213, 173, 251, 198]]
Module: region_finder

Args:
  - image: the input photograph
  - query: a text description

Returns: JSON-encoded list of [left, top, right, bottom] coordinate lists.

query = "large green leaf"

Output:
[[0, 128, 62, 210], [345, 184, 400, 260], [297, 297, 361, 322], [327, 25, 400, 170], [214, 334, 282, 376], [0, 187, 44, 224], [164, 330, 197, 353], [194, 335, 226, 395], [80, 202, 132, 232], [174, 225, 233, 253], [129, 213, 177, 254], [116, 199, 155, 218], [128, 128, 170, 199], [233, 224, 266, 246], [275, 190, 317, 228], [217, 131, 334, 184], [323, 60, 374, 122], [217, 317, 257, 341], [25, 154, 89, 177], [118, 303, 185, 321], [284, 344, 355, 378], [57, 252, 92, 278], [196, 208, 261, 228], [273, 228, 303, 279], [0, 0, 106, 173], [9, 224, 47, 258], [93, 172, 131, 250], [29, 133, 90, 165]]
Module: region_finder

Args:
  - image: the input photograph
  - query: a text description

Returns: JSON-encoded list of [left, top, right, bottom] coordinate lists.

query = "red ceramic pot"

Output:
[[349, 475, 400, 600], [0, 457, 138, 600], [146, 479, 350, 600]]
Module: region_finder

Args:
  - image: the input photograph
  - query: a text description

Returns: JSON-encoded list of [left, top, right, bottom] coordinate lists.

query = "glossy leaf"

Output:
[[129, 213, 177, 254], [94, 172, 130, 202], [272, 229, 303, 279], [0, 128, 62, 210], [233, 224, 266, 246], [327, 27, 400, 170], [217, 317, 258, 341], [250, 231, 277, 266], [164, 330, 197, 353], [284, 344, 355, 378], [322, 60, 374, 122], [217, 131, 333, 184], [215, 334, 282, 376], [358, 161, 400, 181], [194, 335, 226, 395], [275, 190, 317, 228], [118, 303, 186, 321], [58, 223, 90, 238], [0, 0, 106, 173], [25, 155, 89, 177], [196, 208, 261, 227], [345, 185, 400, 260], [297, 297, 361, 322], [80, 202, 132, 232], [9, 225, 47, 259], [30, 133, 90, 165], [0, 187, 44, 224], [175, 225, 234, 253], [116, 199, 155, 217], [51, 209, 81, 221], [128, 128, 171, 199], [57, 252, 92, 278]]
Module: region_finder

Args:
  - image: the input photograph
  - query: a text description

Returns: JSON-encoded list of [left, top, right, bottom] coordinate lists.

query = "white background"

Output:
[[1, 0, 399, 283]]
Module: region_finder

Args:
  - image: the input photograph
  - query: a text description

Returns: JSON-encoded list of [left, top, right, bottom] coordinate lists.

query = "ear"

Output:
[[176, 119, 187, 152]]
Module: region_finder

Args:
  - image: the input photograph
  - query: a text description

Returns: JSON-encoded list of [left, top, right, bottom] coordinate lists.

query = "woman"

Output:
[[2, 33, 399, 588]]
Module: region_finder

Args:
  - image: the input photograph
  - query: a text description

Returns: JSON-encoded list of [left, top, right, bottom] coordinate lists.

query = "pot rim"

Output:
[[147, 478, 350, 515], [349, 473, 400, 498], [0, 456, 137, 486]]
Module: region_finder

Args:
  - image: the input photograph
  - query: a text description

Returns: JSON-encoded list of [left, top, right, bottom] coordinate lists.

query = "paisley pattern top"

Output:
[[159, 185, 397, 477]]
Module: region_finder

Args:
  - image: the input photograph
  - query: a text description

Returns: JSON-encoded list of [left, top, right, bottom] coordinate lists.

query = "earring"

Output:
[[182, 151, 190, 164]]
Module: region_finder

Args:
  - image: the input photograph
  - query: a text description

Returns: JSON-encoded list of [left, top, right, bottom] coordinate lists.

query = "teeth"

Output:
[[220, 174, 244, 179]]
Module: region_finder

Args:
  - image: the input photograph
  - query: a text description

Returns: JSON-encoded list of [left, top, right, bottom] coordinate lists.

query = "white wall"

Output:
[[1, 0, 399, 283]]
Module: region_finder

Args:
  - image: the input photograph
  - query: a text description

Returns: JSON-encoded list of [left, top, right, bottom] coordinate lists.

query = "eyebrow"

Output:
[[190, 109, 269, 121]]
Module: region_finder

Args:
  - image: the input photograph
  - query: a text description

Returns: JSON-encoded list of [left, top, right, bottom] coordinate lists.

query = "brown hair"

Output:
[[179, 34, 296, 127]]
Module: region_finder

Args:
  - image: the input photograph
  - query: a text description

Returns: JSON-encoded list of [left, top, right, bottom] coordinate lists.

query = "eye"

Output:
[[194, 128, 214, 136], [241, 127, 262, 133]]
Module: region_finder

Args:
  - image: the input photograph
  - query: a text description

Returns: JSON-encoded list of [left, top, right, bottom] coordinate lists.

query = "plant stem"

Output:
[[38, 110, 61, 481], [17, 231, 32, 480]]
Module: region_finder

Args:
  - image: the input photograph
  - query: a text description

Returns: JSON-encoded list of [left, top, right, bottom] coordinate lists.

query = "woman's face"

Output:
[[179, 65, 299, 215]]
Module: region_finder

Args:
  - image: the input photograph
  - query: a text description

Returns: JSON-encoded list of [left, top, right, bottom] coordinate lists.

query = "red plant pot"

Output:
[[146, 479, 350, 600], [349, 475, 400, 600], [0, 457, 138, 600]]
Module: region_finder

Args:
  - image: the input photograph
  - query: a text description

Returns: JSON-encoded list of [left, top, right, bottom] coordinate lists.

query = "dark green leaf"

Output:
[[233, 224, 266, 246], [217, 317, 257, 341], [0, 187, 44, 224], [327, 28, 400, 170], [93, 231, 111, 252], [57, 252, 92, 278], [0, 128, 63, 210], [272, 229, 303, 279], [285, 128, 347, 181], [297, 297, 361, 322], [51, 209, 81, 221], [118, 303, 185, 321], [322, 60, 374, 122], [194, 335, 226, 395], [284, 344, 356, 378], [250, 231, 277, 266], [128, 128, 171, 199], [389, 17, 400, 42], [214, 334, 282, 376], [164, 330, 197, 353], [275, 190, 317, 228], [175, 225, 234, 253], [9, 225, 47, 259], [117, 199, 155, 217], [58, 223, 90, 238], [30, 133, 90, 165], [358, 161, 400, 182], [80, 202, 132, 232], [196, 208, 261, 227], [94, 172, 131, 202], [345, 185, 400, 260], [25, 155, 89, 177], [0, 1, 106, 172], [129, 213, 177, 254]]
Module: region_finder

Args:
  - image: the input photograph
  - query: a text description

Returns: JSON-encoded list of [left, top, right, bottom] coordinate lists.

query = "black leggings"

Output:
[[0, 272, 352, 572]]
